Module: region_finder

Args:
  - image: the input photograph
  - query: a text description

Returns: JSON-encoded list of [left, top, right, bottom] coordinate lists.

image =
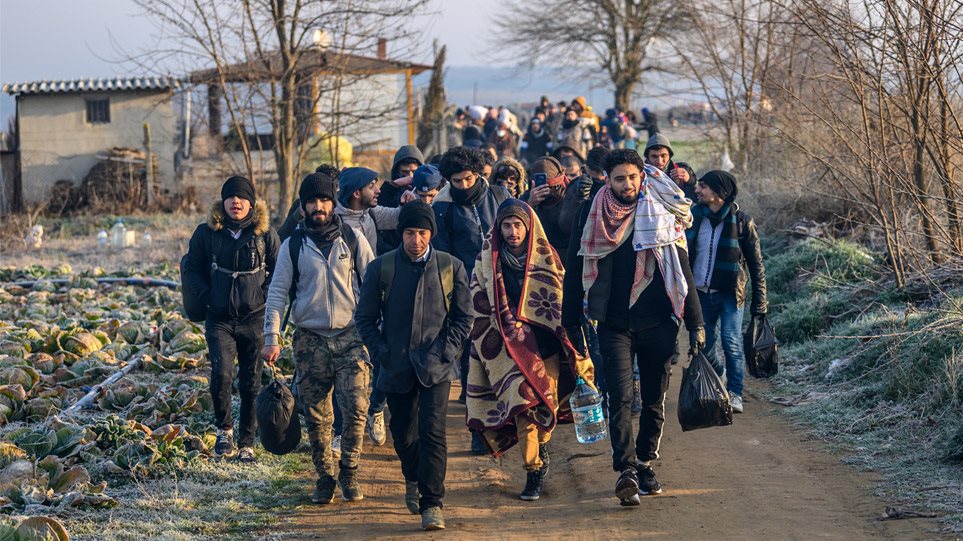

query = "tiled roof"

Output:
[[2, 77, 182, 95]]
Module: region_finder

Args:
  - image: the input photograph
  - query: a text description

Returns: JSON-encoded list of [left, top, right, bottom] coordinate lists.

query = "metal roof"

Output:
[[2, 77, 183, 96]]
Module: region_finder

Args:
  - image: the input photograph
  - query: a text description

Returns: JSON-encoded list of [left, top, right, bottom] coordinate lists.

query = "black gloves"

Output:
[[688, 327, 706, 355], [577, 175, 592, 200]]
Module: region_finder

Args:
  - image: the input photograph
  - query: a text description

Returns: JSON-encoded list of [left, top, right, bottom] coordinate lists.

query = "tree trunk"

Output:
[[613, 79, 635, 114]]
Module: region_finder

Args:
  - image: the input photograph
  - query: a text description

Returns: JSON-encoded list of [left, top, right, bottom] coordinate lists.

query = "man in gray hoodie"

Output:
[[262, 172, 375, 505], [335, 167, 408, 256]]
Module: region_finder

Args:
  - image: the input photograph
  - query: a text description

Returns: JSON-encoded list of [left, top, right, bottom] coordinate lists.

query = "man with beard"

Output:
[[354, 201, 473, 530], [466, 200, 595, 502], [644, 134, 697, 201], [182, 176, 280, 462], [562, 150, 704, 507], [431, 146, 510, 453], [524, 157, 573, 262], [261, 172, 374, 505], [521, 116, 552, 165]]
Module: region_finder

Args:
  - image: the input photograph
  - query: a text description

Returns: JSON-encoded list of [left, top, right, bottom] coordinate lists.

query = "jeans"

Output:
[[386, 381, 451, 512], [597, 319, 679, 472], [205, 314, 264, 448], [698, 290, 746, 397]]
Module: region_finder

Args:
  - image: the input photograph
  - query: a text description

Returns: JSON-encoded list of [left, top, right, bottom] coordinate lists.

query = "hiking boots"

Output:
[[538, 443, 551, 477], [367, 411, 387, 446], [405, 481, 420, 515], [470, 432, 488, 455], [338, 466, 364, 502], [214, 428, 235, 457], [615, 468, 641, 506], [331, 435, 342, 459], [236, 446, 256, 463], [730, 393, 744, 413], [421, 507, 445, 531], [311, 475, 336, 505], [637, 465, 663, 495], [520, 469, 545, 501], [631, 379, 642, 415]]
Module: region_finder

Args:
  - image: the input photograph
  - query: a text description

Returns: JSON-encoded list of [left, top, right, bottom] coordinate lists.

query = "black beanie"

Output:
[[221, 176, 256, 205], [700, 170, 738, 203], [299, 172, 338, 206], [396, 200, 436, 236]]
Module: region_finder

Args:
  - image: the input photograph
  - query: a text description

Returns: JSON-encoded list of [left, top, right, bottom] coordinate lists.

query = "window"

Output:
[[85, 98, 110, 124]]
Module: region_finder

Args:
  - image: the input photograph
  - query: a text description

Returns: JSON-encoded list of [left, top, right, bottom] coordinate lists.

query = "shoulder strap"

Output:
[[340, 223, 364, 286], [209, 233, 224, 276], [281, 228, 303, 331], [379, 249, 397, 305], [437, 251, 454, 313]]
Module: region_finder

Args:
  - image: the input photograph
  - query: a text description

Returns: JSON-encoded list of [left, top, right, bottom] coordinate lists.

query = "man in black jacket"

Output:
[[354, 201, 473, 531], [686, 171, 767, 414], [182, 176, 280, 461], [561, 150, 704, 507]]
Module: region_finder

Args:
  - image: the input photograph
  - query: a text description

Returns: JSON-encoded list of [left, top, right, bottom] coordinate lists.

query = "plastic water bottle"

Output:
[[570, 376, 607, 443], [110, 219, 127, 248]]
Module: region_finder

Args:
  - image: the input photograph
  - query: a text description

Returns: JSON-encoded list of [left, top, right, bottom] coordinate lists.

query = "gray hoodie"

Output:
[[263, 231, 374, 346], [334, 203, 400, 252]]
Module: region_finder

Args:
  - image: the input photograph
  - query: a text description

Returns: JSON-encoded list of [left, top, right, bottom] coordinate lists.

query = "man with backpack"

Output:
[[181, 176, 280, 462], [354, 201, 473, 531], [261, 172, 374, 505]]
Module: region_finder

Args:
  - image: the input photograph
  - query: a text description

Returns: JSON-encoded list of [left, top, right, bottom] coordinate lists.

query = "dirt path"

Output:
[[277, 364, 944, 541]]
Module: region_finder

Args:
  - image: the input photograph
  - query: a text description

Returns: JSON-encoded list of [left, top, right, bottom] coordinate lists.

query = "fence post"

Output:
[[143, 122, 153, 206]]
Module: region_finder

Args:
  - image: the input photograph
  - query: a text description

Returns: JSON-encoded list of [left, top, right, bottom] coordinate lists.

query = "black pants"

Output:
[[206, 314, 264, 448], [597, 319, 678, 472], [386, 380, 451, 512]]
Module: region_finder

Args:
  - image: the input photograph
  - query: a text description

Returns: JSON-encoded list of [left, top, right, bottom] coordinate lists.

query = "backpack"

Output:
[[378, 249, 455, 313], [281, 222, 363, 330], [180, 232, 265, 322]]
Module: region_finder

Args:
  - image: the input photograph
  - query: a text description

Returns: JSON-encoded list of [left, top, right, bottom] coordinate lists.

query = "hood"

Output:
[[334, 202, 367, 218], [493, 156, 528, 194], [551, 143, 584, 163], [391, 145, 425, 179], [208, 199, 271, 236], [573, 96, 587, 109]]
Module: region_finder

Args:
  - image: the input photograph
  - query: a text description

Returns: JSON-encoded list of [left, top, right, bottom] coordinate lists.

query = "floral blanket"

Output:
[[465, 205, 595, 457]]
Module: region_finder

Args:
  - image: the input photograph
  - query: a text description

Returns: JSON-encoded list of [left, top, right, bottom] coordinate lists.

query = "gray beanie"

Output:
[[644, 133, 674, 158]]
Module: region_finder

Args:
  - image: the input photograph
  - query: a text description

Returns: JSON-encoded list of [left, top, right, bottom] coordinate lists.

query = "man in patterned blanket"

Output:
[[466, 199, 595, 502]]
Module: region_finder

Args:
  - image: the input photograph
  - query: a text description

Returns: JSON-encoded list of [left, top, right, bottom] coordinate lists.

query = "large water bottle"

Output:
[[570, 376, 607, 443], [110, 219, 127, 248]]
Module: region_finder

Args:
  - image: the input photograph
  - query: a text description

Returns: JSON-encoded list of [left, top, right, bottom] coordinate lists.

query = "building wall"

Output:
[[315, 72, 408, 151], [17, 90, 177, 205]]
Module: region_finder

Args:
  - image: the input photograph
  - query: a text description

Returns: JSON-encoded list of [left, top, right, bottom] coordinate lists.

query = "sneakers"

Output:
[[520, 469, 545, 501], [538, 443, 550, 477], [631, 379, 642, 415], [367, 411, 387, 446], [470, 432, 488, 455], [405, 481, 420, 515], [338, 466, 364, 502], [637, 465, 663, 495], [311, 475, 336, 505], [236, 446, 256, 463], [214, 428, 235, 457], [615, 468, 641, 506], [421, 507, 445, 531], [331, 435, 342, 459], [730, 393, 744, 413]]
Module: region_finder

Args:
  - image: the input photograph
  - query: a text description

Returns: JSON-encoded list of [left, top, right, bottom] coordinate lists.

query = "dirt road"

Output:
[[277, 364, 943, 541]]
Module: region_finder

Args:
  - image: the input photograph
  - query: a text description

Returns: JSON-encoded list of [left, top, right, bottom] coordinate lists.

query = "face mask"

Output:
[[497, 129, 506, 137]]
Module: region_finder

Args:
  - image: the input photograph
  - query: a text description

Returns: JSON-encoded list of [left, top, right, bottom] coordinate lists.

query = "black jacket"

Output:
[[183, 201, 280, 320], [354, 248, 473, 394], [663, 160, 698, 201]]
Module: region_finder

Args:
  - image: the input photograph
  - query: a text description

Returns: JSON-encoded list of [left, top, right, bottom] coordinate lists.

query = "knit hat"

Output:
[[700, 170, 739, 203], [495, 199, 531, 232], [337, 167, 379, 207], [396, 200, 436, 235], [299, 172, 338, 205], [412, 164, 443, 193], [221, 176, 256, 205], [644, 133, 674, 157]]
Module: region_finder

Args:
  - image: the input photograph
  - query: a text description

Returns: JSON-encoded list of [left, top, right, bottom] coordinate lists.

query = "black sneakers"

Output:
[[311, 475, 336, 505], [520, 469, 545, 501], [615, 468, 641, 506], [214, 429, 235, 457], [338, 466, 364, 502], [637, 465, 663, 495]]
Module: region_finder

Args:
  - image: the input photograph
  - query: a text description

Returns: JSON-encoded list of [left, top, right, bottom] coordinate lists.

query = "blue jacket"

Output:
[[430, 180, 509, 276]]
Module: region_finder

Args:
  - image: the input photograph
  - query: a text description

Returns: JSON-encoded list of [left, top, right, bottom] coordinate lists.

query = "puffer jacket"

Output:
[[430, 179, 510, 276], [182, 200, 279, 320]]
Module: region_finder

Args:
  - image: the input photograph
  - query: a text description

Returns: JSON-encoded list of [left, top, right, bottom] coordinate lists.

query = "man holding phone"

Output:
[[525, 157, 572, 261]]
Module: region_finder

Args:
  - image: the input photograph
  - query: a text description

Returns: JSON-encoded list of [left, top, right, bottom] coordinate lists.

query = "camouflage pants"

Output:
[[293, 327, 371, 477]]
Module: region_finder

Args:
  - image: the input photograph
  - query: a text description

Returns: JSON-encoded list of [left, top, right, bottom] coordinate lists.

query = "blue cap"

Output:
[[412, 164, 443, 192]]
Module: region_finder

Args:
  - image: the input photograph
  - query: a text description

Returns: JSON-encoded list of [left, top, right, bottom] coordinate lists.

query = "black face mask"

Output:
[[562, 118, 579, 129], [451, 177, 487, 206]]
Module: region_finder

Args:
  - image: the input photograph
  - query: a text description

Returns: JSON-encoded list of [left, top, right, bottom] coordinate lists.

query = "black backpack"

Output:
[[180, 232, 265, 322]]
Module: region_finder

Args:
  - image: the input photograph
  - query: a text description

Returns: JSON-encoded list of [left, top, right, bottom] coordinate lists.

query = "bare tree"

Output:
[[417, 42, 446, 155], [492, 0, 681, 111]]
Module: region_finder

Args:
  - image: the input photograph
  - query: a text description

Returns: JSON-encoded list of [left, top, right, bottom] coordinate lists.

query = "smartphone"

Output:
[[533, 173, 548, 187]]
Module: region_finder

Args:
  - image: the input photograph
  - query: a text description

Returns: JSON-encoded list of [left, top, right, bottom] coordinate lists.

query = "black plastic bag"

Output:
[[744, 315, 779, 378], [678, 350, 733, 432], [256, 372, 301, 455]]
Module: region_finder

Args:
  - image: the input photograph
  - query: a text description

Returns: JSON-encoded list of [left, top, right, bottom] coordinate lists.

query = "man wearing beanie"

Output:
[[431, 146, 510, 454], [261, 172, 375, 505], [334, 166, 411, 257], [644, 133, 698, 201], [354, 201, 473, 531], [466, 199, 595, 502], [181, 176, 279, 462], [686, 170, 768, 414]]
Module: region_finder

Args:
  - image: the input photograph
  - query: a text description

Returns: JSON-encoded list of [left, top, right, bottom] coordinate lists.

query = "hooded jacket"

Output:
[[431, 179, 510, 276], [334, 202, 400, 255], [182, 200, 280, 320], [492, 156, 528, 197], [381, 145, 425, 209]]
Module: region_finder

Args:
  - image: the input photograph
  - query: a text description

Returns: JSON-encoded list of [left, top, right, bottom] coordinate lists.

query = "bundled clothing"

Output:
[[182, 198, 279, 449], [466, 201, 594, 459]]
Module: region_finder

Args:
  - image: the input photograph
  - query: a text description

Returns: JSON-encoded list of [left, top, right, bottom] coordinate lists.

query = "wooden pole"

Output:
[[405, 69, 415, 145], [143, 122, 153, 206]]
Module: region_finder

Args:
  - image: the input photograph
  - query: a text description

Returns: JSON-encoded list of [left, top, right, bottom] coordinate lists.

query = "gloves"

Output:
[[577, 175, 592, 200], [688, 327, 706, 355], [566, 324, 587, 357]]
